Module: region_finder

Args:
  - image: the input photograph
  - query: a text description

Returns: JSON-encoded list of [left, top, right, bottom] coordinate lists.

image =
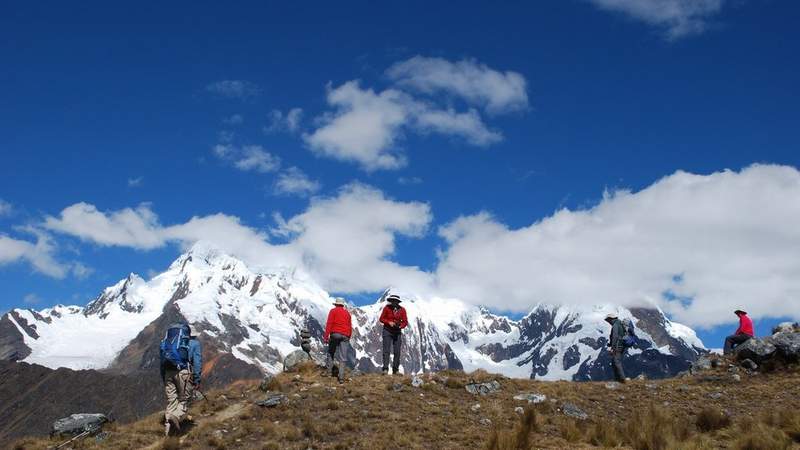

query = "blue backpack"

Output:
[[159, 324, 190, 370], [622, 318, 638, 348]]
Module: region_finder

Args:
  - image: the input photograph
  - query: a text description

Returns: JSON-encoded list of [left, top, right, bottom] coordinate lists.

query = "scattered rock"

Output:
[[740, 359, 758, 370], [479, 418, 492, 426], [513, 393, 547, 404], [255, 393, 287, 407], [561, 402, 588, 421], [514, 407, 525, 415], [51, 413, 109, 436], [663, 401, 671, 407], [709, 392, 723, 400], [411, 374, 424, 388], [731, 374, 741, 382], [735, 338, 777, 364], [772, 332, 800, 361], [677, 384, 692, 392], [471, 403, 481, 412], [604, 382, 621, 390], [292, 374, 301, 382], [693, 356, 713, 371], [728, 366, 740, 374], [635, 374, 647, 380], [94, 431, 110, 443], [772, 322, 798, 335], [391, 383, 404, 392], [645, 383, 658, 390], [258, 374, 275, 391], [465, 380, 501, 395]]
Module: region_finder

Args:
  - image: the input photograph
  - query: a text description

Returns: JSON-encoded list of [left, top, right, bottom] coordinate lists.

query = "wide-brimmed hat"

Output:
[[734, 309, 747, 315], [386, 294, 402, 304], [604, 313, 618, 321], [333, 298, 346, 306]]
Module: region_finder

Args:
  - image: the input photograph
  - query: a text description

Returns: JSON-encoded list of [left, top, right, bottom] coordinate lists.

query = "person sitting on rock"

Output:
[[323, 298, 352, 384], [604, 313, 629, 383], [723, 309, 754, 355], [379, 293, 408, 375]]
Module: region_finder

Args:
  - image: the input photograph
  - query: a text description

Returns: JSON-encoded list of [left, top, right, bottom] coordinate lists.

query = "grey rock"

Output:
[[709, 392, 723, 399], [259, 373, 275, 392], [94, 431, 110, 443], [677, 384, 692, 392], [513, 392, 547, 404], [465, 380, 501, 395], [731, 374, 741, 382], [645, 383, 658, 390], [561, 402, 588, 421], [514, 406, 525, 415], [411, 374, 424, 388], [283, 349, 311, 372], [471, 403, 481, 412], [635, 374, 647, 380], [604, 382, 621, 390], [740, 358, 758, 370], [480, 418, 492, 426], [255, 393, 287, 407], [51, 413, 109, 436], [735, 338, 776, 364], [693, 356, 712, 371], [772, 332, 800, 361], [391, 383, 404, 392], [772, 322, 798, 335]]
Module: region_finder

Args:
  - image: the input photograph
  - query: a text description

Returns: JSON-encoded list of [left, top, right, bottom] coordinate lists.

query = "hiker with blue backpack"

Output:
[[159, 322, 202, 435], [605, 313, 635, 383]]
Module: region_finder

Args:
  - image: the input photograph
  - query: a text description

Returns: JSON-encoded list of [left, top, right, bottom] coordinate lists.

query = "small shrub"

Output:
[[557, 417, 583, 443], [587, 421, 623, 448], [696, 407, 731, 433]]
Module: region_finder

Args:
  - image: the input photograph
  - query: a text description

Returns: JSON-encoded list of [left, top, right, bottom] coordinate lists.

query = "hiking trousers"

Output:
[[382, 328, 402, 373], [327, 333, 349, 382], [724, 334, 751, 355], [610, 347, 626, 382], [164, 368, 193, 423]]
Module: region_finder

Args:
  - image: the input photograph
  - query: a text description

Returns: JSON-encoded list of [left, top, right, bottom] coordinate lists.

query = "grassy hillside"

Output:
[[12, 361, 800, 450]]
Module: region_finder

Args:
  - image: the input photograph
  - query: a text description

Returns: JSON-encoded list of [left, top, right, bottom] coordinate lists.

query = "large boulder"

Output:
[[772, 322, 798, 335], [772, 332, 800, 362], [735, 338, 776, 364], [51, 413, 109, 436], [283, 350, 312, 372]]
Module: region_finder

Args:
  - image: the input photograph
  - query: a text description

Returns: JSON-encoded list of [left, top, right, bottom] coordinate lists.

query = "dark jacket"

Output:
[[609, 319, 625, 350]]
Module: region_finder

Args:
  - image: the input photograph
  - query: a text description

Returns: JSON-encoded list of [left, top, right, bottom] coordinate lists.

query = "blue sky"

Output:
[[1, 1, 799, 347]]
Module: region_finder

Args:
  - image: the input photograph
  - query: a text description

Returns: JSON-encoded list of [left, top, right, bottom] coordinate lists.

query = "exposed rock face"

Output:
[[772, 332, 800, 362], [0, 313, 31, 361], [735, 338, 777, 364]]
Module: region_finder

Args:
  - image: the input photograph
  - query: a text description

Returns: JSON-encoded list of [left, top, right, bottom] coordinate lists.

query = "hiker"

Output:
[[323, 298, 352, 384], [379, 293, 408, 375], [723, 309, 754, 355], [159, 322, 202, 435], [604, 313, 629, 383]]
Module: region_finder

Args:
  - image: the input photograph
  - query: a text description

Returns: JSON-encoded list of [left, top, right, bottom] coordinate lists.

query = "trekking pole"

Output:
[[52, 425, 96, 450]]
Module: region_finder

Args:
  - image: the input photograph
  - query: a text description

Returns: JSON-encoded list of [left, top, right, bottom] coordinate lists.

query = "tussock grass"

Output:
[[695, 407, 731, 432]]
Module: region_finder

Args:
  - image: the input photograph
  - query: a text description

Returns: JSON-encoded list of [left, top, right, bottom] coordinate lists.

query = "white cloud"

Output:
[[387, 56, 528, 114], [303, 81, 502, 171], [265, 108, 303, 133], [127, 177, 143, 188], [587, 0, 725, 39], [205, 80, 261, 99], [273, 167, 321, 197], [0, 199, 12, 216], [0, 232, 71, 278], [222, 114, 244, 125], [433, 164, 800, 328], [398, 176, 423, 185], [213, 144, 281, 173], [44, 203, 164, 249], [23, 293, 40, 305]]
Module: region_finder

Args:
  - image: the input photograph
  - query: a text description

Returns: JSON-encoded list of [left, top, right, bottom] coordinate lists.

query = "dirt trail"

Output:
[[140, 401, 247, 450]]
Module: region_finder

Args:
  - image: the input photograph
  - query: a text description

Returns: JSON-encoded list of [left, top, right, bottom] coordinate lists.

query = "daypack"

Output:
[[159, 324, 190, 370], [621, 318, 638, 348]]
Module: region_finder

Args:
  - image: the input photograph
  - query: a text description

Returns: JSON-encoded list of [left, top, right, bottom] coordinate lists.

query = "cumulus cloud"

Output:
[[205, 80, 261, 99], [213, 144, 281, 173], [587, 0, 725, 39], [273, 167, 321, 197], [34, 165, 800, 328], [0, 232, 72, 278], [434, 164, 800, 328], [23, 293, 40, 305], [304, 81, 502, 171], [387, 56, 528, 114], [265, 108, 303, 133]]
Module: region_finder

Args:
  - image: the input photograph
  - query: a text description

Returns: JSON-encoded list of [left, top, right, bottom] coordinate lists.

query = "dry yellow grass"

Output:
[[10, 364, 800, 449]]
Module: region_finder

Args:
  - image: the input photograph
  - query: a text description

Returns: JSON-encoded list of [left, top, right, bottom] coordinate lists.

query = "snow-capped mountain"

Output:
[[0, 243, 705, 381]]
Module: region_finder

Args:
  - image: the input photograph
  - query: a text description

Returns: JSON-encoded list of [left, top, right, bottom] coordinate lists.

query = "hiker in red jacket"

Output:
[[323, 298, 352, 383], [723, 309, 754, 355], [379, 293, 408, 375]]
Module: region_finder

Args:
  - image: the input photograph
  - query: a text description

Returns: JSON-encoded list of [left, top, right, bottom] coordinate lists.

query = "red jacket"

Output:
[[379, 305, 408, 333], [735, 314, 754, 337], [324, 306, 352, 341]]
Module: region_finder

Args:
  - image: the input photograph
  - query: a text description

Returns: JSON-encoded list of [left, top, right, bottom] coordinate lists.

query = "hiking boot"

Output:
[[382, 368, 389, 376]]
